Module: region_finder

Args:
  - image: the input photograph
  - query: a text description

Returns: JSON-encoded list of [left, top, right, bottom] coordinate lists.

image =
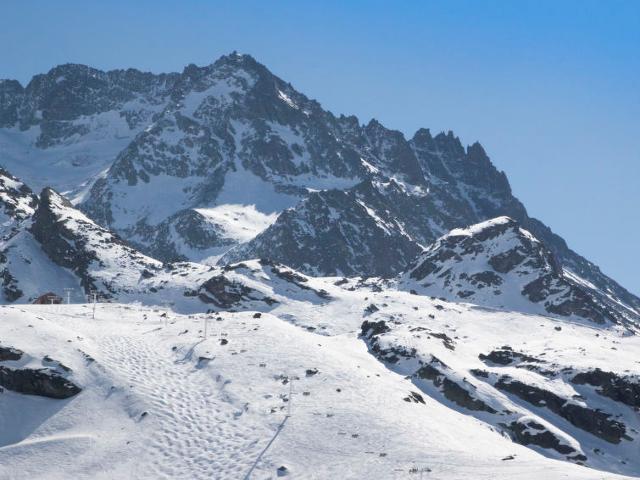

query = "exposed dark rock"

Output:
[[508, 419, 578, 456], [489, 249, 528, 274], [495, 376, 627, 443], [479, 347, 543, 366], [364, 304, 380, 315], [572, 369, 640, 408], [268, 264, 331, 299], [469, 271, 503, 286], [198, 275, 270, 308], [415, 360, 497, 413], [0, 345, 23, 361], [403, 391, 426, 404], [429, 332, 456, 351], [361, 320, 416, 364], [360, 320, 389, 338], [0, 366, 81, 399]]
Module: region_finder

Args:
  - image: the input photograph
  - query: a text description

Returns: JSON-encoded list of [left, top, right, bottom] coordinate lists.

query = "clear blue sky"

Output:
[[1, 0, 638, 294]]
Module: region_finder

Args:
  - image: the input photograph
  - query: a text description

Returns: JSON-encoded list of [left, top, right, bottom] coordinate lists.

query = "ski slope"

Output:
[[0, 293, 638, 479]]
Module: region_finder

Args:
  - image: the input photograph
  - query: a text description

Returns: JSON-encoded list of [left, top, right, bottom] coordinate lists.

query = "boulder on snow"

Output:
[[0, 345, 23, 361], [0, 365, 81, 399]]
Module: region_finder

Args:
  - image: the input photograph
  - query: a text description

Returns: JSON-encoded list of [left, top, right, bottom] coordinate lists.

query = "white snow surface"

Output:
[[0, 265, 638, 479], [194, 205, 279, 243], [0, 99, 162, 198]]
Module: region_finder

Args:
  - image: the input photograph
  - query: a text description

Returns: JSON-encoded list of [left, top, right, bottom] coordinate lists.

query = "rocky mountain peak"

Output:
[[402, 217, 636, 328], [411, 127, 434, 147], [0, 54, 637, 325], [433, 130, 465, 157], [0, 168, 38, 227]]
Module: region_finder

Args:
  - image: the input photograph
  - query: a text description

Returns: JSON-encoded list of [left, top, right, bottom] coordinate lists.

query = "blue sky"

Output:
[[1, 0, 639, 294]]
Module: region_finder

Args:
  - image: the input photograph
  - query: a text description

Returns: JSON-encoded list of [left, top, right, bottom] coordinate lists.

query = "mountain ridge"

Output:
[[0, 52, 637, 315]]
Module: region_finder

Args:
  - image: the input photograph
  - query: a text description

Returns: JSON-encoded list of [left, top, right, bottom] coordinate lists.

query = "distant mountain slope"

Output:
[[398, 217, 639, 330], [0, 53, 638, 316], [0, 67, 177, 196]]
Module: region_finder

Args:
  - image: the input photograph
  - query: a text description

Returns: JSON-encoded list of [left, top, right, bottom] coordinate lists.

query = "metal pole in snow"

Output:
[[91, 292, 97, 320], [203, 316, 208, 339], [287, 376, 293, 417]]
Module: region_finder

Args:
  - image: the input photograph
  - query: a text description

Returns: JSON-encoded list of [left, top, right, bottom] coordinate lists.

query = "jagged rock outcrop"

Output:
[[198, 275, 275, 309], [224, 181, 422, 276], [0, 343, 81, 399], [30, 187, 161, 296], [571, 369, 640, 409], [0, 366, 81, 399], [400, 217, 638, 327], [493, 375, 628, 444]]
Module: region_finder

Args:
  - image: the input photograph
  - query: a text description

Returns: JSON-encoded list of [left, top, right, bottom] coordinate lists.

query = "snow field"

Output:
[[0, 301, 637, 479]]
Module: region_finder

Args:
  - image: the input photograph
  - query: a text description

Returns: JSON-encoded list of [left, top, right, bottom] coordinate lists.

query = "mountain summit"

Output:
[[0, 53, 638, 319]]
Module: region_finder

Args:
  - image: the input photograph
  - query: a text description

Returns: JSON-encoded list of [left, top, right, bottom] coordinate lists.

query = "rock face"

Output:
[[29, 187, 161, 297], [494, 376, 628, 444], [508, 419, 583, 459], [400, 217, 638, 327], [0, 345, 23, 361], [223, 181, 422, 276], [0, 366, 81, 399], [0, 342, 81, 399], [198, 275, 271, 308], [571, 369, 640, 409]]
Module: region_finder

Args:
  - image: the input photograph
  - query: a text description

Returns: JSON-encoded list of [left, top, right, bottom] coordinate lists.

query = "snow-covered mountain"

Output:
[[0, 66, 177, 197], [399, 216, 639, 329], [1, 53, 640, 479], [1, 53, 638, 320]]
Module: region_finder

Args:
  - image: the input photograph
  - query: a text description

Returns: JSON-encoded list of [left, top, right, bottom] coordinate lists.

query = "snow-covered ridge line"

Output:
[[400, 216, 639, 330], [1, 53, 639, 320]]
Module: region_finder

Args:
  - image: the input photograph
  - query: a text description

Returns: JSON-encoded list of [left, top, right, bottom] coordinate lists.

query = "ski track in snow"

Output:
[[97, 334, 260, 480]]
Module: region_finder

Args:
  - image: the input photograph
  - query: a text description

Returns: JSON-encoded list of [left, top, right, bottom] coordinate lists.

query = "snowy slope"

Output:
[[1, 53, 639, 480], [0, 285, 638, 479]]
